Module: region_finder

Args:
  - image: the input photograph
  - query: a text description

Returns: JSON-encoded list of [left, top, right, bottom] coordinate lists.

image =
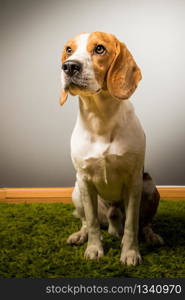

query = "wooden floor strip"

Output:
[[5, 187, 73, 199], [0, 187, 185, 203], [0, 189, 6, 200], [158, 187, 185, 200]]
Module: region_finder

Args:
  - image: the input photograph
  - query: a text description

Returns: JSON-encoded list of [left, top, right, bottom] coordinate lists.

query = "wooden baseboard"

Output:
[[0, 187, 185, 203], [0, 189, 7, 200], [0, 187, 73, 204], [2, 187, 73, 199], [157, 187, 185, 200]]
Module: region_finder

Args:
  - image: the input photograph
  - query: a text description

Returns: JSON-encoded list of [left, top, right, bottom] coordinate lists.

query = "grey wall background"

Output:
[[0, 0, 185, 187]]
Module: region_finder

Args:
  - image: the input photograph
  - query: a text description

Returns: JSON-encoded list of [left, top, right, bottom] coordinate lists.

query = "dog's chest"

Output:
[[71, 103, 145, 201], [72, 139, 136, 201]]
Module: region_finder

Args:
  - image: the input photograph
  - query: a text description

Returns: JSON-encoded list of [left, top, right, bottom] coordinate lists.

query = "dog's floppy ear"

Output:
[[59, 89, 68, 105], [107, 41, 142, 100]]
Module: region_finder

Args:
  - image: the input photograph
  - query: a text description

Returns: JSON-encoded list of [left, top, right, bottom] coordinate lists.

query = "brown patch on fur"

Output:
[[139, 173, 160, 227], [87, 32, 117, 89], [59, 89, 68, 105], [107, 41, 142, 99], [86, 32, 142, 100], [61, 38, 78, 63], [143, 172, 152, 180]]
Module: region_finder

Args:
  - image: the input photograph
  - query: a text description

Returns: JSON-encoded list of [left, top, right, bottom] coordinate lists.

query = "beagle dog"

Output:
[[60, 32, 163, 266]]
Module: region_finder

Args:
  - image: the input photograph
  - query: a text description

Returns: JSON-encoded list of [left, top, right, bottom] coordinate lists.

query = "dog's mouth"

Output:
[[64, 75, 87, 88], [64, 76, 101, 95]]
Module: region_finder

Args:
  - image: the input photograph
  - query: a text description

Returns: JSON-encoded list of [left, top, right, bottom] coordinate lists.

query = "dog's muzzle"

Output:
[[62, 60, 82, 77]]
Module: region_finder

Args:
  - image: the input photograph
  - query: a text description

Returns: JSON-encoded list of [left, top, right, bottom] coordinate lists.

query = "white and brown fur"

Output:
[[60, 32, 163, 266]]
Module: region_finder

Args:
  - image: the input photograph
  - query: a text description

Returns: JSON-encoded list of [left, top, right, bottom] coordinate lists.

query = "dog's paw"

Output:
[[67, 230, 88, 245], [84, 244, 104, 260], [143, 226, 164, 246], [120, 249, 142, 266], [145, 232, 164, 246]]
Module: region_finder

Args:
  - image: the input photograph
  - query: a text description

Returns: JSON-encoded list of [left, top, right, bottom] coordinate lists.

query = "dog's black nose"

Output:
[[62, 60, 82, 77]]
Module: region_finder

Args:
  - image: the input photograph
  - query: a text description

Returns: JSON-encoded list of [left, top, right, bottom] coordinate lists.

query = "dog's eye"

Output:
[[94, 44, 106, 55], [66, 46, 72, 54]]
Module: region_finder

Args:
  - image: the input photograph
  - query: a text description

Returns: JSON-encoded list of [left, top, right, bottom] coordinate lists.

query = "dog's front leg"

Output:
[[78, 176, 104, 260], [120, 173, 142, 266]]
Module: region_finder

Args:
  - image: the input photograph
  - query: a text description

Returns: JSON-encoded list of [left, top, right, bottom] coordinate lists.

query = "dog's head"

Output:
[[60, 32, 142, 105]]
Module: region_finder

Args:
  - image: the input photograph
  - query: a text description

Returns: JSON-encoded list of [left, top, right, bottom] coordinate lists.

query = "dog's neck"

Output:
[[78, 90, 130, 138]]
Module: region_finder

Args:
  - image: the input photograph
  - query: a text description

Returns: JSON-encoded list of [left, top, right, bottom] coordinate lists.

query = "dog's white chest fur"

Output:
[[71, 97, 145, 202]]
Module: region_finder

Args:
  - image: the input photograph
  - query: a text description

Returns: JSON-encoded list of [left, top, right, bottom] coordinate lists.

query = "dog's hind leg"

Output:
[[107, 206, 124, 238], [97, 196, 109, 228], [140, 172, 164, 246], [98, 197, 124, 238]]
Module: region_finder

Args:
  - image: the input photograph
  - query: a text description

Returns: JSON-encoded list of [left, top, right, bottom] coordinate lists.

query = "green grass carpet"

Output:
[[0, 200, 184, 278]]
